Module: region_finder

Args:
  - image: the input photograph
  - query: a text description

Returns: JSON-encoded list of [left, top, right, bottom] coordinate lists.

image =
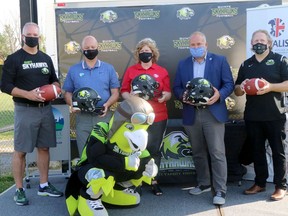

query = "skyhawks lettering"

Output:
[[22, 62, 48, 70]]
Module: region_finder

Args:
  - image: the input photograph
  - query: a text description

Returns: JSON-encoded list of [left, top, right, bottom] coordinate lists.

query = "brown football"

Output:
[[244, 78, 266, 95], [39, 84, 61, 101]]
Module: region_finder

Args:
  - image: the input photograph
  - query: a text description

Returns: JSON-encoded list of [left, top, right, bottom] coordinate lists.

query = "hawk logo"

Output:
[[64, 41, 80, 54], [198, 78, 211, 86], [161, 131, 192, 160], [41, 68, 49, 74], [217, 35, 235, 49], [174, 100, 183, 110], [268, 18, 285, 37], [100, 10, 117, 23], [177, 7, 194, 20], [266, 59, 275, 65], [77, 90, 91, 99], [139, 74, 148, 81]]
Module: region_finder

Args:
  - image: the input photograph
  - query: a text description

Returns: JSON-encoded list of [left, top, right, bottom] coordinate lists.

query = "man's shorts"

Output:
[[14, 103, 56, 153]]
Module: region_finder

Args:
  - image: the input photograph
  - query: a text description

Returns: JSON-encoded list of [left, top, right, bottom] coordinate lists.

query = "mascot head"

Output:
[[108, 96, 154, 153]]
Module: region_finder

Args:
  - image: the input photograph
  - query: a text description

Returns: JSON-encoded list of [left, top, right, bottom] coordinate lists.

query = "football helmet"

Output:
[[131, 74, 160, 100], [185, 78, 214, 105], [72, 87, 102, 113]]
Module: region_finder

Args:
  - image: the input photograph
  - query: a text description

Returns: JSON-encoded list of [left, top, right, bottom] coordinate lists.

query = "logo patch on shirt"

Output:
[[266, 59, 275, 65], [79, 73, 85, 77], [41, 68, 49, 74]]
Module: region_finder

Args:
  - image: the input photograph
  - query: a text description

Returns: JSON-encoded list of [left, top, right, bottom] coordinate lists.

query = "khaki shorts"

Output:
[[14, 103, 56, 153]]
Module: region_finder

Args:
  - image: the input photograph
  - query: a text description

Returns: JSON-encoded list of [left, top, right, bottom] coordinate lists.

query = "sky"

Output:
[[0, 0, 50, 34], [0, 0, 20, 31]]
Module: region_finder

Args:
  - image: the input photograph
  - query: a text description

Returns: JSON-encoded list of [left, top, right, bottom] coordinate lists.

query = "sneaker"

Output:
[[14, 188, 29, 206], [189, 185, 211, 195], [213, 191, 226, 205], [78, 196, 108, 216], [37, 182, 63, 197]]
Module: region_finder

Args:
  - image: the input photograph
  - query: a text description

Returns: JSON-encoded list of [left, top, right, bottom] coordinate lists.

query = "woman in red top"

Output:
[[121, 38, 171, 196]]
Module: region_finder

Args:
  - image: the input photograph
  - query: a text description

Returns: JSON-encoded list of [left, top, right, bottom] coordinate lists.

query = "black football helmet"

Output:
[[72, 87, 102, 113], [185, 78, 214, 105], [131, 74, 160, 100]]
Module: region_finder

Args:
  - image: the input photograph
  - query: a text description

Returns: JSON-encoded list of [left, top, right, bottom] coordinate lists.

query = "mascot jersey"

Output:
[[65, 96, 158, 216], [78, 121, 152, 183]]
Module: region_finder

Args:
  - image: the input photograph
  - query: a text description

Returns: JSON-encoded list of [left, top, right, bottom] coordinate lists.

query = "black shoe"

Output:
[[151, 183, 163, 196], [37, 182, 63, 197]]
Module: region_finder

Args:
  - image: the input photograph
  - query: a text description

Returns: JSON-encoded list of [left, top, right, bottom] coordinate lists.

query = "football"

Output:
[[39, 84, 61, 101], [243, 78, 266, 95]]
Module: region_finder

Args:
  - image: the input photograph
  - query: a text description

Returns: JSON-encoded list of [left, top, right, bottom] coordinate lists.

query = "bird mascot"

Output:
[[65, 96, 158, 216]]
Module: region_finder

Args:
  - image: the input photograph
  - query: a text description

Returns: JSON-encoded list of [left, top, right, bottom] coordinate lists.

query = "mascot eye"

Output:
[[125, 124, 134, 131]]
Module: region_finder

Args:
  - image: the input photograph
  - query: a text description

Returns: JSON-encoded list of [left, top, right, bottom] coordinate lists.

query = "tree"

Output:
[[0, 23, 21, 64], [0, 23, 46, 64]]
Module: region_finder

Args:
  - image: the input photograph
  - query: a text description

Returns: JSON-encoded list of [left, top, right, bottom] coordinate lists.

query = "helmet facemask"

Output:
[[185, 78, 214, 105], [72, 87, 102, 113], [131, 74, 160, 100]]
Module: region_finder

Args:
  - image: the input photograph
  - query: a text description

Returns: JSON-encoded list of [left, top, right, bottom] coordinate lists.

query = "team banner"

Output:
[[55, 0, 280, 120], [55, 0, 281, 182]]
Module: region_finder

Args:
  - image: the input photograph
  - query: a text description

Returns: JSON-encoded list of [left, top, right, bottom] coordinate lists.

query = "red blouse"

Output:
[[121, 63, 171, 122]]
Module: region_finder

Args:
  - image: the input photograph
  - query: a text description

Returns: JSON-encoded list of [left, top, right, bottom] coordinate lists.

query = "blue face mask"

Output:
[[190, 47, 206, 58]]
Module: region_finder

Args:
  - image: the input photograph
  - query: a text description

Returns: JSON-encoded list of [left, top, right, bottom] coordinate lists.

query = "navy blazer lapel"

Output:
[[204, 53, 213, 79], [187, 57, 194, 81]]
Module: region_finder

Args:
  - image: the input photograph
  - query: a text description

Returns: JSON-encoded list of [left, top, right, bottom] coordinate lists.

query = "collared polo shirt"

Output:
[[63, 60, 120, 106], [235, 51, 288, 121]]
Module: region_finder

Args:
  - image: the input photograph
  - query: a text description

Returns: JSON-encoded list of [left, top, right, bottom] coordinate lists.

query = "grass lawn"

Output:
[[0, 93, 14, 193], [0, 176, 14, 194], [0, 93, 14, 129]]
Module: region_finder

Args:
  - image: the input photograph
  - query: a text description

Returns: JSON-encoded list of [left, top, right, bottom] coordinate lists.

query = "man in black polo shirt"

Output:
[[234, 29, 288, 201], [1, 22, 63, 206]]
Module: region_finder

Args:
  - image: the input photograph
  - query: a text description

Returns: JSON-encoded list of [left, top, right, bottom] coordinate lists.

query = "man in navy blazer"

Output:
[[173, 31, 234, 205]]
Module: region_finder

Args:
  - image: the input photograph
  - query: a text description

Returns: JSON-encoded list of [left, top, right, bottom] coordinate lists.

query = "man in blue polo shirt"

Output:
[[63, 35, 119, 155]]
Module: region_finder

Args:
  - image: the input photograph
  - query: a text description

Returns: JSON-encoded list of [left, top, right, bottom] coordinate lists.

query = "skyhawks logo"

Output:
[[22, 61, 48, 70], [211, 5, 238, 17], [98, 40, 122, 52], [172, 37, 189, 49], [59, 11, 84, 23], [134, 9, 160, 20]]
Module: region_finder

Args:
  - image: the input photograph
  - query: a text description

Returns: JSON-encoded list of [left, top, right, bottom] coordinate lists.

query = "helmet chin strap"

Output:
[[117, 104, 132, 119]]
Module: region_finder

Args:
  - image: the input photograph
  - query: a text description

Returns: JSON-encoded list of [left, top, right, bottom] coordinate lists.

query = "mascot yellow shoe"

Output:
[[101, 182, 140, 207]]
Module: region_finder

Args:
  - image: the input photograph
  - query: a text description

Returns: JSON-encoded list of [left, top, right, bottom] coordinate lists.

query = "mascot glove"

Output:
[[142, 158, 158, 178], [125, 151, 141, 171]]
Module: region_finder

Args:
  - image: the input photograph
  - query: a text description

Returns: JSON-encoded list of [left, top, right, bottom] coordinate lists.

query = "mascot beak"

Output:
[[124, 129, 148, 151]]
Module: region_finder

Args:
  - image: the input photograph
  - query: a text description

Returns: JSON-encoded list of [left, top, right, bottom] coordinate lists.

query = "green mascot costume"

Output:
[[65, 96, 158, 216]]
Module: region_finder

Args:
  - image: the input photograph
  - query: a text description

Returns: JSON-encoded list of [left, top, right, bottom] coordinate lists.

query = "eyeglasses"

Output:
[[130, 112, 155, 125]]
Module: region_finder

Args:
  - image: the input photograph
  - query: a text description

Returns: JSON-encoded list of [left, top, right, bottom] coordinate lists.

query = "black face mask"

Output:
[[252, 43, 268, 55], [25, 36, 39, 48], [83, 49, 98, 60], [139, 52, 153, 63]]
